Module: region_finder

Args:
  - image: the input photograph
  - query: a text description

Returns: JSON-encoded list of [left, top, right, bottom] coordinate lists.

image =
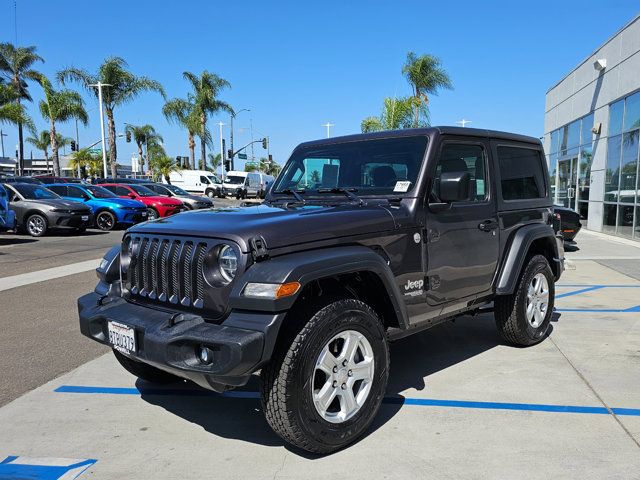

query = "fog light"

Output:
[[198, 346, 212, 364]]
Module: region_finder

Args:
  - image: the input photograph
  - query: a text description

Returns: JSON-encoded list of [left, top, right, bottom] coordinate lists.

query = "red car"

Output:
[[101, 183, 184, 220]]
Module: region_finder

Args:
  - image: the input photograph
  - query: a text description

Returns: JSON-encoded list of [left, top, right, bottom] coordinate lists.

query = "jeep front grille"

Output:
[[127, 235, 209, 309]]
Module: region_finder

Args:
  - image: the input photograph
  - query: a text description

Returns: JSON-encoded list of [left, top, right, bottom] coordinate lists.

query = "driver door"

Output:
[[425, 139, 499, 308]]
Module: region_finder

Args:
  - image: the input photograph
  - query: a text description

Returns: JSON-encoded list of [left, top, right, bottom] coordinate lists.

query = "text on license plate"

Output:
[[81, 215, 89, 221], [107, 321, 136, 354]]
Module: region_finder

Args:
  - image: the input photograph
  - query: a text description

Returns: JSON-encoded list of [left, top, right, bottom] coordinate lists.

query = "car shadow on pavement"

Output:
[[0, 236, 38, 247], [139, 313, 505, 456]]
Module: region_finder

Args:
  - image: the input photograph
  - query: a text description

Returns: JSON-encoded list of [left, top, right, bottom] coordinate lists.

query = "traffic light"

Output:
[[126, 131, 131, 143], [224, 160, 231, 172], [262, 137, 268, 149], [176, 156, 181, 166], [268, 154, 273, 163], [227, 149, 233, 159], [70, 140, 77, 152]]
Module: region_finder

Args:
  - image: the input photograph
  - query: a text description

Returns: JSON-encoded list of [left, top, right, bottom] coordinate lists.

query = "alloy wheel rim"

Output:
[[526, 272, 549, 328], [28, 216, 44, 235], [147, 209, 157, 220], [312, 329, 375, 424], [97, 213, 113, 230]]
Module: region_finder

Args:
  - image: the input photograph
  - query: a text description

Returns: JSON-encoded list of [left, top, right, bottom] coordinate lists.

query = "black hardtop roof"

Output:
[[296, 126, 541, 149]]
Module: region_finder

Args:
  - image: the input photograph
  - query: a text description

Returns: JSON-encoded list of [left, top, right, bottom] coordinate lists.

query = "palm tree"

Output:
[[360, 97, 419, 133], [183, 71, 233, 167], [163, 97, 198, 168], [68, 148, 102, 178], [207, 152, 222, 172], [402, 52, 452, 127], [58, 57, 165, 177], [0, 43, 44, 173], [149, 155, 177, 183], [36, 75, 88, 176], [125, 124, 163, 173], [0, 83, 33, 128], [26, 130, 51, 172]]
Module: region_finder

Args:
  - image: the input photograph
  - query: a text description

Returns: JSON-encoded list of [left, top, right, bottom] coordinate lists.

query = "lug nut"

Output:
[[332, 381, 338, 388], [348, 370, 353, 377], [333, 366, 338, 373], [341, 383, 347, 390], [342, 360, 348, 367]]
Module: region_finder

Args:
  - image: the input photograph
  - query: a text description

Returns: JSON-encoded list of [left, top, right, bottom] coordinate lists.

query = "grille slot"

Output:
[[127, 235, 209, 309]]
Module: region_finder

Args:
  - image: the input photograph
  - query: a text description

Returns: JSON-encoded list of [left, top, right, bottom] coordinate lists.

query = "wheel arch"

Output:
[[496, 223, 561, 295], [229, 246, 410, 330], [22, 209, 48, 226]]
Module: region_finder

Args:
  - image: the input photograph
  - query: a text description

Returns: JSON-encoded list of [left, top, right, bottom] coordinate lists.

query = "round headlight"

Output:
[[218, 244, 238, 283]]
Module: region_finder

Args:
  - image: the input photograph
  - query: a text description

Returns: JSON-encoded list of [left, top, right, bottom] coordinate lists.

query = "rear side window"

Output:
[[67, 186, 85, 198], [48, 185, 67, 196], [497, 146, 546, 200]]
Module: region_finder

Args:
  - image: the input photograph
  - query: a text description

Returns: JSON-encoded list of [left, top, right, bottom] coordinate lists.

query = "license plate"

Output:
[[81, 215, 89, 221], [107, 321, 136, 354], [141, 212, 147, 217]]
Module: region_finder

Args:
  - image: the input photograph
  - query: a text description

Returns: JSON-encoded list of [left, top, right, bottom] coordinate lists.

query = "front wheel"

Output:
[[494, 254, 555, 346], [261, 299, 389, 454], [205, 189, 215, 199], [95, 211, 116, 231], [26, 213, 48, 237], [146, 208, 159, 221]]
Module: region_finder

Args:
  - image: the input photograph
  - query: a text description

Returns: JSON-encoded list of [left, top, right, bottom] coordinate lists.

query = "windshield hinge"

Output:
[[249, 236, 269, 262]]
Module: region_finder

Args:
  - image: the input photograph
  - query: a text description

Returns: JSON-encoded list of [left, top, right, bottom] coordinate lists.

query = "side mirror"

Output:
[[83, 194, 91, 201], [128, 193, 136, 199], [11, 195, 20, 203], [439, 171, 470, 203]]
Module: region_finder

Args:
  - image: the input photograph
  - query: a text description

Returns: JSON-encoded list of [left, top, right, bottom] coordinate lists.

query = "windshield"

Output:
[[85, 186, 117, 199], [272, 136, 428, 196], [13, 184, 60, 200], [129, 185, 157, 197], [225, 176, 246, 185], [207, 175, 222, 185], [164, 184, 188, 195]]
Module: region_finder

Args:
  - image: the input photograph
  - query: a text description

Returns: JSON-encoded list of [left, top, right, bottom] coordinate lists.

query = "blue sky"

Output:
[[0, 0, 637, 171]]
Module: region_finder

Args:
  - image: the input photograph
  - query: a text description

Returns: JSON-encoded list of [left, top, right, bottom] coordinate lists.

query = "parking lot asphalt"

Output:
[[0, 228, 639, 478]]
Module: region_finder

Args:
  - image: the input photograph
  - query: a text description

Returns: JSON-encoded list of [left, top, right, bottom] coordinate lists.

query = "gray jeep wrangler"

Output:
[[79, 127, 564, 453]]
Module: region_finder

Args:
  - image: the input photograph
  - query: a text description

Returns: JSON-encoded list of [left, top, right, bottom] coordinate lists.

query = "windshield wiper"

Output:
[[317, 187, 364, 206], [274, 188, 306, 203]]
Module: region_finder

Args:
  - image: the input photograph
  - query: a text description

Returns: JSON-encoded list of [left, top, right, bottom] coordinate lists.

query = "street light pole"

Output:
[[322, 122, 334, 138], [230, 108, 250, 172], [0, 129, 6, 157], [217, 121, 225, 177], [89, 82, 112, 178]]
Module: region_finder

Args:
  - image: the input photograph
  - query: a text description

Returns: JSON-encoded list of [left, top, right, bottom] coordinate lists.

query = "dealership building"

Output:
[[544, 14, 640, 241]]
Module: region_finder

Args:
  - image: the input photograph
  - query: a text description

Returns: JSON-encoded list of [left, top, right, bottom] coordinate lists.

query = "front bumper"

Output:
[[118, 210, 148, 224], [78, 290, 285, 391], [51, 212, 93, 228]]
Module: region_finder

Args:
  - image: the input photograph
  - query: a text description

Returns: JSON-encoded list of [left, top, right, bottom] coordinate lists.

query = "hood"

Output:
[[178, 194, 212, 203], [99, 197, 146, 208], [140, 195, 183, 205], [128, 202, 396, 252]]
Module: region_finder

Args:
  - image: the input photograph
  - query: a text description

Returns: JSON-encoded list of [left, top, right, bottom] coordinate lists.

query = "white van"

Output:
[[166, 170, 225, 198], [222, 171, 263, 199]]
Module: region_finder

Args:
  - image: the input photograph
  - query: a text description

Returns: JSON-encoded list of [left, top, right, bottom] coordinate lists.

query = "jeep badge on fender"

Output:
[[78, 127, 564, 454]]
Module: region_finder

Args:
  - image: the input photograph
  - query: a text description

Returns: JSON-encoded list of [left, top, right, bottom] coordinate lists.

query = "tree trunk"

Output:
[[413, 85, 420, 128], [44, 150, 49, 174], [188, 131, 195, 169], [50, 122, 60, 177], [137, 143, 144, 173], [200, 112, 207, 169], [106, 107, 118, 178]]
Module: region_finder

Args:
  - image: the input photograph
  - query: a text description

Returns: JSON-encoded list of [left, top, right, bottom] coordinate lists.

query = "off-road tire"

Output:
[[112, 349, 181, 384], [260, 298, 389, 454], [495, 254, 555, 346]]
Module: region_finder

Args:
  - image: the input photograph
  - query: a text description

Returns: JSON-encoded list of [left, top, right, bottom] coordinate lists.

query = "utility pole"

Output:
[[0, 129, 6, 157], [230, 108, 250, 172], [217, 121, 225, 176], [89, 82, 111, 178], [322, 122, 334, 138], [456, 119, 472, 128], [250, 118, 255, 162], [74, 119, 81, 178]]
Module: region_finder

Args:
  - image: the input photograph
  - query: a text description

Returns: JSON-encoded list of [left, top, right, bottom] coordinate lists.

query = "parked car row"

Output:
[[0, 179, 214, 237]]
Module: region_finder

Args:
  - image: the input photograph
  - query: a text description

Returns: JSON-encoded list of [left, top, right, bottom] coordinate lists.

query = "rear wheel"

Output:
[[146, 207, 159, 221], [261, 298, 389, 454], [95, 211, 116, 231], [494, 254, 555, 346], [26, 213, 48, 237], [112, 349, 181, 384]]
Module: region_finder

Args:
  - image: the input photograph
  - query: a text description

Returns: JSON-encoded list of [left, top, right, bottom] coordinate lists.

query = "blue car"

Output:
[[0, 183, 16, 232], [47, 183, 148, 231]]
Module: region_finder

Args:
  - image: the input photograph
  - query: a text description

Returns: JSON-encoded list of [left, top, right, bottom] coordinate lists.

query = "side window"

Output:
[[497, 146, 546, 200], [67, 186, 84, 199], [432, 143, 488, 202], [118, 186, 132, 196], [48, 186, 67, 196], [200, 176, 209, 184]]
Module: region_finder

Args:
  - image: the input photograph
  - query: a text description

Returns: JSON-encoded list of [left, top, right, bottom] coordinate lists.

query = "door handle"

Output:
[[478, 220, 499, 232]]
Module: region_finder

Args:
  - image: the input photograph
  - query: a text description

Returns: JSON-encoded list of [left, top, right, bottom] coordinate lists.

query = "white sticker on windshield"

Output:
[[393, 181, 411, 192]]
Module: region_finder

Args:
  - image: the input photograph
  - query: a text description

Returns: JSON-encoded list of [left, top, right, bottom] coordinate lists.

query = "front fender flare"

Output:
[[229, 246, 409, 329]]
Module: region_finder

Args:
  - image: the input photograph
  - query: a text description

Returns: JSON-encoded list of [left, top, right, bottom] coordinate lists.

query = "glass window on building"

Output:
[[635, 206, 640, 240], [560, 120, 581, 155], [620, 132, 639, 203], [623, 91, 640, 132], [603, 203, 617, 234], [609, 99, 625, 137], [605, 135, 622, 202], [580, 113, 594, 145], [618, 204, 635, 238]]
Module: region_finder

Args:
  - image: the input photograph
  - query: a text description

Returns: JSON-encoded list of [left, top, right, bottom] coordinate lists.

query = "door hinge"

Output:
[[249, 236, 269, 262]]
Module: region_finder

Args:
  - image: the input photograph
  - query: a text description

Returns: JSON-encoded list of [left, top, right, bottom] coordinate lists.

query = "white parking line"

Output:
[[0, 259, 102, 292]]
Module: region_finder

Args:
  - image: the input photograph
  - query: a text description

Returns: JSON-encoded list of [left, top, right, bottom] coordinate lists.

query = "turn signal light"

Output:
[[243, 282, 301, 299], [276, 282, 301, 299]]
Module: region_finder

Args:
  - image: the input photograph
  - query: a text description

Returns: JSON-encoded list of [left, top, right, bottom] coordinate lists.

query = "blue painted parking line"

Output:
[[556, 285, 605, 299], [554, 284, 640, 311], [556, 306, 640, 313], [54, 385, 640, 417], [0, 456, 96, 480]]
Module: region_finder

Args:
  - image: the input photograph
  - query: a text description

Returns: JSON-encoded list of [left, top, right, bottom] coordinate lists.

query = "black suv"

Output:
[[79, 127, 564, 453]]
